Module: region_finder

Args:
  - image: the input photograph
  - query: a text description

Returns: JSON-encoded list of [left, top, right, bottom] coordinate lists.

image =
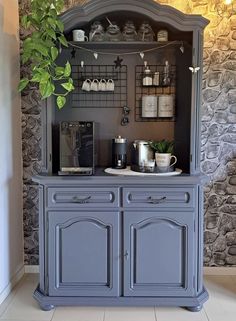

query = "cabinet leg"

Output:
[[186, 305, 203, 312], [39, 303, 55, 311]]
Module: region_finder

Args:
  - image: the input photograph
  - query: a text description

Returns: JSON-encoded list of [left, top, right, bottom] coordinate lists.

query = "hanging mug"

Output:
[[91, 79, 99, 91], [82, 79, 91, 91], [98, 79, 107, 91], [107, 79, 115, 91]]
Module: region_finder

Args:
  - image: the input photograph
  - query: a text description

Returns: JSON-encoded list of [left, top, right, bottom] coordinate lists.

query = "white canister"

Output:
[[158, 95, 174, 118], [157, 30, 168, 42], [142, 95, 158, 118]]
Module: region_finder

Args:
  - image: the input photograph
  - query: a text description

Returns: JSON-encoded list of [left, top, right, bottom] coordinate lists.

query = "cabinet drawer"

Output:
[[47, 187, 119, 208], [123, 187, 195, 208]]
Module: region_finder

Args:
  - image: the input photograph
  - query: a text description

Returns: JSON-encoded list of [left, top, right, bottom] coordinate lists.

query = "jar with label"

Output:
[[142, 67, 152, 86], [158, 95, 174, 118], [153, 71, 160, 86], [142, 95, 158, 117], [157, 30, 168, 42]]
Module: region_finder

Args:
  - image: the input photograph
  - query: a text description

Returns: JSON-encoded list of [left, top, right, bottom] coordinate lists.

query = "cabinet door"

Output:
[[123, 211, 195, 297], [48, 211, 120, 296]]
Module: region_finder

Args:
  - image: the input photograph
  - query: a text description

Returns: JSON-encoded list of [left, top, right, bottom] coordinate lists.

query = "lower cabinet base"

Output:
[[33, 285, 209, 312]]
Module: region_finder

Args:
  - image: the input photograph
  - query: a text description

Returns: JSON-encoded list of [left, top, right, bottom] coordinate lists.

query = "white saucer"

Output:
[[104, 166, 182, 177]]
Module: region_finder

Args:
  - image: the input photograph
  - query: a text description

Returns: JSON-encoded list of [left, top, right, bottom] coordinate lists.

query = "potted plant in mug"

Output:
[[18, 0, 74, 109], [149, 140, 177, 171]]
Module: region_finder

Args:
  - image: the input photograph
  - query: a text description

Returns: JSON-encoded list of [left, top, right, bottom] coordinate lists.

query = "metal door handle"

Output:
[[73, 196, 91, 204], [124, 250, 129, 260], [148, 196, 167, 204]]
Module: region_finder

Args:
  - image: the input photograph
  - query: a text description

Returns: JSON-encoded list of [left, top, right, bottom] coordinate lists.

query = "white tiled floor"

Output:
[[1, 274, 236, 321]]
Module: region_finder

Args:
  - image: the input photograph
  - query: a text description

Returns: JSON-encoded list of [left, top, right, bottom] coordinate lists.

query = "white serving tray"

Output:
[[104, 166, 182, 176]]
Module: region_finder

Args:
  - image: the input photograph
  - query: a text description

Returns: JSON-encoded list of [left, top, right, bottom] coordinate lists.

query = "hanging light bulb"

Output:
[[94, 52, 98, 60], [217, 0, 235, 17]]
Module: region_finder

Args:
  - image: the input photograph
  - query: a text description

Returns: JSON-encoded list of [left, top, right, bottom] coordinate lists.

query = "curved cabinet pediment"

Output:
[[60, 0, 209, 33]]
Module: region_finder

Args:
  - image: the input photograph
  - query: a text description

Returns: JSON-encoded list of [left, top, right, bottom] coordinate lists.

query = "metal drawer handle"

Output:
[[73, 196, 91, 204], [148, 196, 167, 204]]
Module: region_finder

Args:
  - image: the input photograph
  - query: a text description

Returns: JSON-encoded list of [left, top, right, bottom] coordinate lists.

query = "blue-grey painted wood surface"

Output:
[[48, 211, 120, 296], [34, 0, 209, 311], [47, 187, 119, 208], [123, 211, 195, 297]]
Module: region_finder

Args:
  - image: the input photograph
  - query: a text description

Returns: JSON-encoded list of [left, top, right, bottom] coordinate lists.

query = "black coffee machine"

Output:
[[112, 136, 127, 169], [59, 121, 95, 175]]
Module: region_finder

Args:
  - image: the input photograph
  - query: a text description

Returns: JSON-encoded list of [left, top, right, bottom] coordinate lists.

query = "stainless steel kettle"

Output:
[[131, 140, 154, 168]]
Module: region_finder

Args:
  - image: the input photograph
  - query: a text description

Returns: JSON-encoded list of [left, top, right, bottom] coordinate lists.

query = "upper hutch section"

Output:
[[43, 0, 209, 176], [61, 0, 208, 34]]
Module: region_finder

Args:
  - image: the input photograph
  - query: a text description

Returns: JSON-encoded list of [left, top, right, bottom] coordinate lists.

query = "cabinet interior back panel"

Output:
[[54, 48, 184, 167]]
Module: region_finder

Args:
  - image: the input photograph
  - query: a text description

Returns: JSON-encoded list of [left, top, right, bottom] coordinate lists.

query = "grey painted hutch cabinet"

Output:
[[33, 0, 209, 312]]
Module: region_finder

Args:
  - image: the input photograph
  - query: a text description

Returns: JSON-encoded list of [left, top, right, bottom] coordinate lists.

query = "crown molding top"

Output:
[[60, 0, 209, 33]]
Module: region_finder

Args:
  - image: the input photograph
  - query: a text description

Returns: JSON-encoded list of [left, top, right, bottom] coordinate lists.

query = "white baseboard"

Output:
[[0, 265, 25, 305], [23, 265, 236, 275], [204, 267, 236, 275], [24, 265, 39, 273]]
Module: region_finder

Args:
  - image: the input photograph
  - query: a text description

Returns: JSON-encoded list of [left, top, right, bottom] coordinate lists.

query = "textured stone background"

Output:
[[19, 0, 236, 266]]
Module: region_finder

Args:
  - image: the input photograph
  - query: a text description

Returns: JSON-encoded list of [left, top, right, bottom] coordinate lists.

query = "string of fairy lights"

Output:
[[67, 40, 185, 68]]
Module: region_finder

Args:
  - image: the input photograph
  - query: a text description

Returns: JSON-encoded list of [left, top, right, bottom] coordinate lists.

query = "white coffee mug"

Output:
[[107, 79, 115, 91], [98, 79, 107, 91], [90, 79, 99, 91], [73, 29, 88, 42], [82, 79, 91, 91], [155, 153, 177, 168]]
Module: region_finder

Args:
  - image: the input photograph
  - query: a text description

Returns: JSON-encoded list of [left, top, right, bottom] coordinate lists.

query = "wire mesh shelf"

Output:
[[135, 65, 176, 122], [71, 64, 127, 108]]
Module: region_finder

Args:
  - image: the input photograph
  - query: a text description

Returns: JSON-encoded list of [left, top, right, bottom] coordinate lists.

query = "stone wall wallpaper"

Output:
[[19, 0, 236, 266]]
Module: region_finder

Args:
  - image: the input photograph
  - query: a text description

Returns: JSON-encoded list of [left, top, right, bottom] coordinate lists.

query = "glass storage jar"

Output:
[[89, 21, 105, 42], [123, 21, 137, 41], [106, 22, 123, 41], [142, 67, 152, 86], [137, 22, 155, 42]]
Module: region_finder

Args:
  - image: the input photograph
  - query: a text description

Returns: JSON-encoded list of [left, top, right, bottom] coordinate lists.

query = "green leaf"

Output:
[[47, 17, 57, 29], [55, 66, 65, 76], [40, 71, 51, 82], [39, 81, 55, 99], [61, 82, 74, 92], [22, 53, 31, 64], [57, 96, 66, 109], [25, 42, 49, 56], [18, 78, 29, 92], [64, 61, 71, 77], [51, 47, 58, 61], [31, 73, 42, 82], [59, 35, 68, 47], [56, 19, 64, 33], [47, 29, 57, 40], [21, 15, 29, 28]]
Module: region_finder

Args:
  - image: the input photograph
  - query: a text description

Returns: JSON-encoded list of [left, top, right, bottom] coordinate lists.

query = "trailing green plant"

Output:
[[18, 0, 74, 109], [149, 140, 174, 154]]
